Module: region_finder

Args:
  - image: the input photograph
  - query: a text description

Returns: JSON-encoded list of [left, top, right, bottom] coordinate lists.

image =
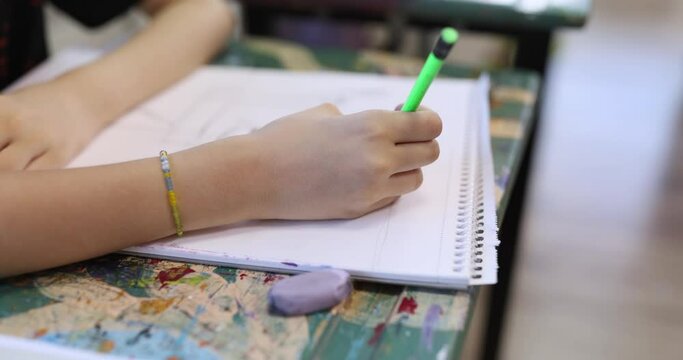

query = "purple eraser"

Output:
[[268, 269, 352, 316]]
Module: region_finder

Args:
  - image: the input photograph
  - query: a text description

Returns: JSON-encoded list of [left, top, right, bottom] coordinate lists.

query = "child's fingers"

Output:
[[291, 103, 343, 120], [365, 196, 400, 215], [392, 140, 440, 173], [26, 151, 62, 171], [386, 110, 442, 143], [0, 141, 47, 171], [386, 169, 424, 196], [393, 104, 434, 112], [0, 135, 10, 151]]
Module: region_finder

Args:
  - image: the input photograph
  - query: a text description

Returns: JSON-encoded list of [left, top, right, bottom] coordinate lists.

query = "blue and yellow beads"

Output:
[[160, 150, 183, 237]]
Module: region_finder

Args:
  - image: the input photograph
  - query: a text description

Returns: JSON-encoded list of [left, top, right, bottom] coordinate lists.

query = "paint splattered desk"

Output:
[[0, 39, 539, 359]]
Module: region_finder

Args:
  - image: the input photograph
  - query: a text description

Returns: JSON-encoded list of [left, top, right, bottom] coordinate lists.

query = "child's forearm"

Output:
[[0, 135, 260, 278], [55, 0, 234, 128]]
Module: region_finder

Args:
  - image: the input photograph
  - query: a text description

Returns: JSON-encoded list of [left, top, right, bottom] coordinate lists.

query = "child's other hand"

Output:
[[0, 84, 103, 171], [251, 103, 442, 220]]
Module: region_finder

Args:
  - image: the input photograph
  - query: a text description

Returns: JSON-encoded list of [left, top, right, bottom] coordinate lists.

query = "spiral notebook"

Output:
[[17, 49, 499, 289]]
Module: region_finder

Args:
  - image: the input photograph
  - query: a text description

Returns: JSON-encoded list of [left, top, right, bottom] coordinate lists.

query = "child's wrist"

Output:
[[51, 71, 115, 128], [221, 134, 278, 222], [171, 134, 272, 230], [20, 77, 108, 132]]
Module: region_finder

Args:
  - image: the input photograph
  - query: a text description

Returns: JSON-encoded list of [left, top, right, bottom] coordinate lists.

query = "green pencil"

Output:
[[401, 27, 459, 112]]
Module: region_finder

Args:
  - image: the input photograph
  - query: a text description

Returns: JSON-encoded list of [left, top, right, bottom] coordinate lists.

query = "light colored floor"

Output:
[[501, 0, 683, 359]]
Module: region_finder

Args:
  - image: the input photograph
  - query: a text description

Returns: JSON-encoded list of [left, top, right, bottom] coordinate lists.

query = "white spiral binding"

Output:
[[470, 162, 486, 280], [470, 74, 495, 282], [452, 114, 474, 275], [452, 81, 489, 280]]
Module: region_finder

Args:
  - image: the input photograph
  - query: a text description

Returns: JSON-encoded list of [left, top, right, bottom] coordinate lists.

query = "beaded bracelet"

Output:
[[159, 150, 183, 237]]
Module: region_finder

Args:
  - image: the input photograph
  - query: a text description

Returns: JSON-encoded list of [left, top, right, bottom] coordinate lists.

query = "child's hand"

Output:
[[0, 84, 104, 171], [248, 103, 442, 219]]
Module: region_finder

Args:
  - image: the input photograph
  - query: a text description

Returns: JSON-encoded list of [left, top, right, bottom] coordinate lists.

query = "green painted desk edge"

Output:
[[401, 0, 592, 29], [242, 0, 592, 29]]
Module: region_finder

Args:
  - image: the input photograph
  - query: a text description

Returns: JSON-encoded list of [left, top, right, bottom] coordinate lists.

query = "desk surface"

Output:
[[403, 0, 591, 29], [0, 39, 538, 359], [243, 0, 591, 29]]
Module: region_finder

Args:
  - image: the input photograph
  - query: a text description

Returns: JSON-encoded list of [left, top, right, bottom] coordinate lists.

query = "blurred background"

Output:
[[45, 0, 682, 359], [499, 0, 683, 359]]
